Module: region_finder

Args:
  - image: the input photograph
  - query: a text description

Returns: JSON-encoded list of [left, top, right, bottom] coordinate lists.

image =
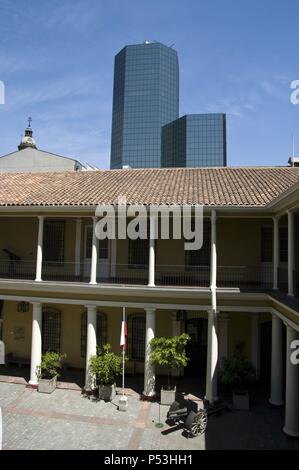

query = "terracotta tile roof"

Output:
[[0, 167, 299, 207]]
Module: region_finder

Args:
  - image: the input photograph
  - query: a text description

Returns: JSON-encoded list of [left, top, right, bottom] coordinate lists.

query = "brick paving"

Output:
[[0, 382, 298, 450]]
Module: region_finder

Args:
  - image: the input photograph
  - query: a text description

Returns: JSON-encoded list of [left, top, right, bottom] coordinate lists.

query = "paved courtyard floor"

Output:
[[0, 382, 298, 450]]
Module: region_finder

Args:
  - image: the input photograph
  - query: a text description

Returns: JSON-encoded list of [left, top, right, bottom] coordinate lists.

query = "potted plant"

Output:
[[150, 333, 190, 405], [36, 352, 66, 394], [219, 345, 255, 410], [89, 344, 123, 401]]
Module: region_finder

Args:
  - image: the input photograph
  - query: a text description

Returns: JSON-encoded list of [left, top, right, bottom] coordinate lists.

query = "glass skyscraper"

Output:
[[110, 42, 179, 169], [161, 114, 227, 167]]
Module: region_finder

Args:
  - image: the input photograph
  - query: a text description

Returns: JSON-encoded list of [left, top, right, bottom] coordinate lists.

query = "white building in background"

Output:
[[0, 120, 98, 173]]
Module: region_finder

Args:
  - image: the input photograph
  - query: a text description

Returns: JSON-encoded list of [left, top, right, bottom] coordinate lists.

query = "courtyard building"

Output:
[[0, 121, 97, 173], [0, 166, 298, 438]]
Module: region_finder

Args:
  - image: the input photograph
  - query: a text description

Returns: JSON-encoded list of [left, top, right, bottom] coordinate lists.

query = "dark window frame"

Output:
[[185, 220, 211, 268], [42, 307, 61, 354], [127, 314, 145, 361], [43, 220, 65, 265], [261, 226, 273, 263]]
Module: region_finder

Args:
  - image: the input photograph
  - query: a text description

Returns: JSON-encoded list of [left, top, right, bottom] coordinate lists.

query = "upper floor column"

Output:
[[74, 218, 82, 278], [35, 216, 44, 282], [89, 217, 98, 285], [287, 210, 295, 296], [148, 215, 157, 287], [272, 216, 279, 290]]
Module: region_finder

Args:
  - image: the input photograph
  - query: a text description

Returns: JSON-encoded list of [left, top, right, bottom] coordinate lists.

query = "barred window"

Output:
[[85, 226, 109, 259], [127, 314, 145, 360], [128, 239, 149, 267], [185, 221, 210, 267], [43, 221, 65, 263], [81, 311, 107, 357], [42, 308, 61, 353]]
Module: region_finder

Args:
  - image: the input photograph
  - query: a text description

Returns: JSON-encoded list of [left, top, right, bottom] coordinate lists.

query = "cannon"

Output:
[[166, 400, 208, 437], [166, 397, 231, 437]]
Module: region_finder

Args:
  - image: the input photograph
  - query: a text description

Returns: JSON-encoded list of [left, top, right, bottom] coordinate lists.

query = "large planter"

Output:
[[233, 389, 250, 410], [98, 383, 116, 401], [160, 386, 176, 405], [38, 376, 57, 394]]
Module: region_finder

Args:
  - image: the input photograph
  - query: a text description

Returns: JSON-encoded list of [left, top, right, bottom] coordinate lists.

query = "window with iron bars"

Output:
[[127, 314, 145, 361], [43, 221, 65, 264], [185, 220, 211, 267], [81, 311, 107, 357], [42, 308, 61, 353], [128, 238, 149, 267]]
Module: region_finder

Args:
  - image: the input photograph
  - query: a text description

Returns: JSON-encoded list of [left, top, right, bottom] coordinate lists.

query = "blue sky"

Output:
[[0, 0, 298, 168]]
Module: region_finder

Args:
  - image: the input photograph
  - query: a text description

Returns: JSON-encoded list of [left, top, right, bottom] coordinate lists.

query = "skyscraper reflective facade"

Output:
[[110, 42, 179, 169], [161, 114, 227, 167]]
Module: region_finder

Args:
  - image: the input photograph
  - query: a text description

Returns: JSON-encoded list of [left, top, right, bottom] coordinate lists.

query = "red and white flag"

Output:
[[120, 318, 127, 351]]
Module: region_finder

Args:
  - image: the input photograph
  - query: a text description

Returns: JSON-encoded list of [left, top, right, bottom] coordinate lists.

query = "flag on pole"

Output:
[[120, 314, 127, 351]]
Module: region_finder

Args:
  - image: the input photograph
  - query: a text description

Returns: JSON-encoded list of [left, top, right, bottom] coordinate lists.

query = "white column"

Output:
[[269, 314, 284, 406], [29, 302, 42, 385], [85, 305, 97, 390], [143, 308, 156, 397], [273, 217, 279, 290], [89, 217, 98, 285], [205, 310, 218, 403], [148, 216, 156, 287], [75, 218, 82, 278], [210, 210, 217, 311], [283, 326, 299, 437], [35, 216, 44, 282], [288, 211, 295, 296], [251, 314, 260, 380], [110, 239, 117, 278], [218, 313, 229, 364]]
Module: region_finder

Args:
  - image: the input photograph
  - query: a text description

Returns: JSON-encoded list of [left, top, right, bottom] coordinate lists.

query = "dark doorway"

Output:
[[184, 318, 208, 377]]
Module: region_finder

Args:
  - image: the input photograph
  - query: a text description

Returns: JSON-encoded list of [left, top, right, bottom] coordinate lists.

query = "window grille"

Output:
[[185, 221, 210, 267], [127, 314, 145, 360], [128, 238, 149, 267], [85, 226, 108, 259], [42, 308, 61, 353], [81, 311, 107, 357], [43, 221, 65, 263]]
